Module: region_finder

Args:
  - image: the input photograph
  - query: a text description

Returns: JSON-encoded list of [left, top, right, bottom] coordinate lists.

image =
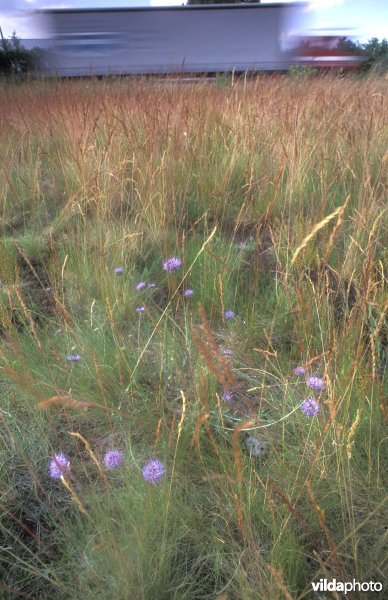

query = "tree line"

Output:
[[342, 37, 388, 72]]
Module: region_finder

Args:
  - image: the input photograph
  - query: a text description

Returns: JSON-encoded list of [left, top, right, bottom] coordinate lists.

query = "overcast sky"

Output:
[[0, 1, 387, 41]]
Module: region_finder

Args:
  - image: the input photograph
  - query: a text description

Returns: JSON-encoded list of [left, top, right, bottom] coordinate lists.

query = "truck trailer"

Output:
[[38, 4, 302, 76]]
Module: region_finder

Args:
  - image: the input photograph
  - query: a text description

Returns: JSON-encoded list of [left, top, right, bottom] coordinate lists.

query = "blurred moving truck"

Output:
[[38, 4, 301, 76]]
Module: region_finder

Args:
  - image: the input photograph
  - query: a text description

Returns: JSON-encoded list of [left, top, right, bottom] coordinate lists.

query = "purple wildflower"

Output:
[[183, 289, 194, 297], [163, 257, 182, 273], [49, 453, 70, 479], [142, 459, 165, 484], [222, 391, 234, 403], [67, 354, 80, 362], [307, 376, 324, 391], [114, 267, 124, 275], [136, 306, 145, 313], [224, 310, 235, 320], [104, 450, 123, 470], [222, 348, 233, 356], [136, 282, 146, 290], [300, 397, 320, 417], [294, 366, 306, 375], [147, 283, 157, 288]]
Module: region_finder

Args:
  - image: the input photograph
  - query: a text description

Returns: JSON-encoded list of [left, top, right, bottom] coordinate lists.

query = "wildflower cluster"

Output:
[[136, 282, 157, 290], [60, 256, 241, 490], [163, 257, 182, 272], [293, 366, 324, 418], [49, 450, 165, 485]]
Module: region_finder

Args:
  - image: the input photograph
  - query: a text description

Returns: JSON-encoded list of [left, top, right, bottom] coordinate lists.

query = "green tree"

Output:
[[0, 31, 37, 76], [341, 37, 388, 72]]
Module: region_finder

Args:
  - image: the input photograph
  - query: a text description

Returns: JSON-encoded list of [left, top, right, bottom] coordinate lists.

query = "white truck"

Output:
[[38, 4, 302, 76]]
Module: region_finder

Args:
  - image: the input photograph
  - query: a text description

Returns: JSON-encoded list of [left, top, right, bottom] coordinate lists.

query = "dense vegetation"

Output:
[[0, 33, 43, 77], [343, 37, 388, 73], [0, 75, 386, 599]]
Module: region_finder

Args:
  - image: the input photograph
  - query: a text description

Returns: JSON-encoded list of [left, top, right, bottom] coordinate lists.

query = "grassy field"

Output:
[[0, 74, 386, 600]]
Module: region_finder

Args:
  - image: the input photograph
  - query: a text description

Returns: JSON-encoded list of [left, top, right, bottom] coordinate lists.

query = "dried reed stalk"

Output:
[[290, 199, 349, 267], [37, 396, 95, 410], [13, 241, 46, 288], [233, 491, 248, 548], [153, 417, 163, 454], [193, 304, 236, 389], [346, 409, 362, 460], [266, 477, 310, 537], [267, 565, 294, 600], [60, 475, 91, 520], [37, 395, 133, 419], [306, 481, 345, 581], [232, 420, 254, 488], [323, 195, 350, 262], [68, 431, 108, 486], [11, 286, 42, 349]]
